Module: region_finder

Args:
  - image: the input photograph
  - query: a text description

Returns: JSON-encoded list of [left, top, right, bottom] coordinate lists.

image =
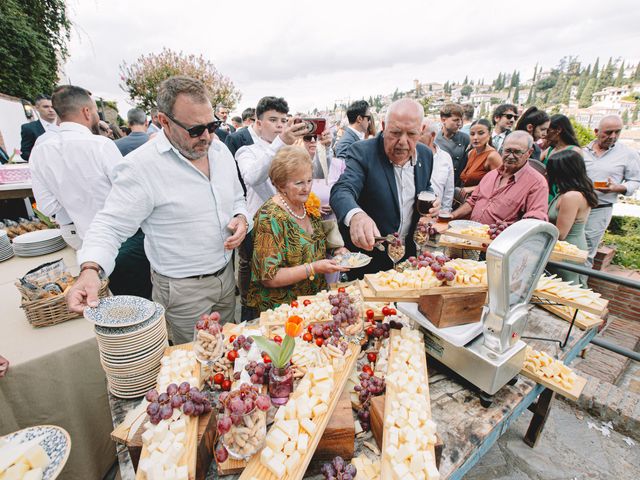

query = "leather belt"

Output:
[[185, 264, 228, 280], [592, 203, 613, 210]]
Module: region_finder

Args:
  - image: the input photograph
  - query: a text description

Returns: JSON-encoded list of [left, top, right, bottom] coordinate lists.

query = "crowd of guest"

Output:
[[7, 74, 638, 342]]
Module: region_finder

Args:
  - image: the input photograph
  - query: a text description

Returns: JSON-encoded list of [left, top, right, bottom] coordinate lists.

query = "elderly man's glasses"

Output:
[[503, 148, 527, 158], [164, 113, 223, 138], [303, 135, 317, 142], [501, 114, 518, 120]]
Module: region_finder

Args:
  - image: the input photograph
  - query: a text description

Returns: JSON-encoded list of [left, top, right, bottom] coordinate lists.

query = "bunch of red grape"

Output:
[[195, 311, 222, 334], [244, 360, 271, 385], [365, 321, 391, 339], [320, 456, 357, 480], [328, 291, 359, 329], [488, 222, 508, 240], [145, 382, 211, 424], [355, 372, 385, 431], [403, 251, 456, 282]]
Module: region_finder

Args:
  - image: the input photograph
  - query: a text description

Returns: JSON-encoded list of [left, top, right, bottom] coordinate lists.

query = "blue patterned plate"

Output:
[[94, 303, 164, 336], [1, 425, 71, 479], [84, 296, 155, 328]]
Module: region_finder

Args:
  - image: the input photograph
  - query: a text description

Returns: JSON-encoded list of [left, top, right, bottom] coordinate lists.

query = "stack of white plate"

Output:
[[84, 296, 168, 399], [0, 230, 14, 261], [12, 229, 66, 257]]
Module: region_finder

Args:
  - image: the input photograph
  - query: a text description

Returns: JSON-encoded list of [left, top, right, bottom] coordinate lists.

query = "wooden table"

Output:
[[108, 306, 596, 480]]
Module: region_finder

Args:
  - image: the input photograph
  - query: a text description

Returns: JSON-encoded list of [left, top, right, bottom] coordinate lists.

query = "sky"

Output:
[[61, 0, 640, 117]]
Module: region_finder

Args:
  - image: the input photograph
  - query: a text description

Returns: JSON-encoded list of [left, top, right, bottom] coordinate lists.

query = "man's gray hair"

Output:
[[127, 108, 147, 126], [421, 118, 436, 136], [157, 76, 210, 116], [506, 130, 533, 149], [385, 98, 424, 125]]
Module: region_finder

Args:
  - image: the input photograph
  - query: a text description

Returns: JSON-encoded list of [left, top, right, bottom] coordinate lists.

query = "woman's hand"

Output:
[[312, 259, 349, 274]]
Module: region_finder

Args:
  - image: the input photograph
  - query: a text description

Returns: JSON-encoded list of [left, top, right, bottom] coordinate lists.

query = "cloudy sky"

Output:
[[62, 0, 639, 116]]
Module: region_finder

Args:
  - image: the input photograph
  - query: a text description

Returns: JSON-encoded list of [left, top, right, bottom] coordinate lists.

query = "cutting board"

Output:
[[364, 274, 487, 298], [531, 289, 608, 316], [534, 302, 605, 330], [520, 367, 587, 402]]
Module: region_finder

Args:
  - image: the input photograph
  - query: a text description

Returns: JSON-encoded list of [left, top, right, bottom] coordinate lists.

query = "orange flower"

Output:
[[305, 192, 321, 218], [285, 315, 304, 337]]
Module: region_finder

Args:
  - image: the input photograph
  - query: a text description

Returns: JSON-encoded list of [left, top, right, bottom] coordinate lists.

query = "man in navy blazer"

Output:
[[330, 99, 440, 277], [334, 100, 371, 159], [21, 94, 58, 161]]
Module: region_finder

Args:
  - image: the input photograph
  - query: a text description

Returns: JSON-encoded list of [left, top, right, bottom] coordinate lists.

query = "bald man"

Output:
[[330, 98, 440, 277], [583, 115, 640, 267]]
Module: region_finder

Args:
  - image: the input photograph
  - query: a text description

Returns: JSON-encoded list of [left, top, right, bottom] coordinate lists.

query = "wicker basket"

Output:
[[16, 280, 110, 328]]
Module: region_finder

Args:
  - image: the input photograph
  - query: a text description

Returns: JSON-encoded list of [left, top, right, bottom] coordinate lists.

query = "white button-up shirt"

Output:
[[583, 140, 640, 205], [29, 122, 122, 238], [78, 130, 250, 278], [236, 135, 286, 219], [430, 145, 455, 212], [40, 118, 59, 132]]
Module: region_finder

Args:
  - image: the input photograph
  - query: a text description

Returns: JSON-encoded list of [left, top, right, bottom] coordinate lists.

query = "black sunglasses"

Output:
[[303, 135, 317, 142], [164, 113, 223, 138], [502, 113, 518, 120]]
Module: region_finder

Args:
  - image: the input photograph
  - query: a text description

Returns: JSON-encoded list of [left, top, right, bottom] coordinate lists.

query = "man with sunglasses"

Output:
[[67, 76, 250, 343], [491, 103, 518, 152], [450, 131, 548, 225]]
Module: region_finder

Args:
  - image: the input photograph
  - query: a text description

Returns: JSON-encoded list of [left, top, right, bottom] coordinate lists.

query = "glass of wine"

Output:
[[417, 188, 437, 217], [387, 233, 405, 270]]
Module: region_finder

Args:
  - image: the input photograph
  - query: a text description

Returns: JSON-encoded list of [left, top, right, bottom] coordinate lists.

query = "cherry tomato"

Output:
[[303, 299, 311, 306], [291, 300, 299, 308], [262, 354, 272, 364], [213, 373, 225, 385], [227, 350, 238, 362], [337, 287, 346, 293], [273, 335, 282, 345], [221, 379, 232, 391], [362, 364, 374, 376], [366, 309, 375, 320], [229, 335, 236, 343], [307, 325, 313, 333], [367, 352, 377, 363], [315, 337, 324, 347], [303, 332, 313, 342], [388, 308, 397, 316], [381, 306, 391, 316], [365, 326, 375, 337]]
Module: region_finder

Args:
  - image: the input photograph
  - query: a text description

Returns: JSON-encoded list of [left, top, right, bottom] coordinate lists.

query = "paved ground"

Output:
[[465, 400, 639, 480]]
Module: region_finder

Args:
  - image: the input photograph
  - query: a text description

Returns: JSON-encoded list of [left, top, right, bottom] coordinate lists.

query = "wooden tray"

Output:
[[549, 250, 588, 263], [442, 229, 490, 244], [135, 343, 201, 480], [364, 273, 487, 298], [238, 343, 361, 480], [359, 280, 420, 303], [533, 301, 605, 330], [381, 330, 435, 479], [531, 289, 608, 317], [438, 237, 485, 251], [520, 366, 587, 401]]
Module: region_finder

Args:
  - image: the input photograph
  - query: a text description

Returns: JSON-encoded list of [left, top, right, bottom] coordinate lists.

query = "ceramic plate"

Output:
[[448, 220, 484, 230], [334, 252, 372, 268], [1, 425, 71, 479], [94, 303, 165, 336], [84, 296, 155, 327], [11, 229, 62, 244]]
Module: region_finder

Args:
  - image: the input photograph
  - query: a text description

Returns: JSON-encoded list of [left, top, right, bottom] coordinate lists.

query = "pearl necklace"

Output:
[[279, 194, 307, 220]]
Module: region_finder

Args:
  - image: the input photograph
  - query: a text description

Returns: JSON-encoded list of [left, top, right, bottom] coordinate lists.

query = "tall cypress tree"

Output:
[[614, 61, 625, 86]]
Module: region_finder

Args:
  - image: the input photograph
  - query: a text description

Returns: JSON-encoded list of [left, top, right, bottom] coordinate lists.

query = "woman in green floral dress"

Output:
[[248, 146, 350, 312]]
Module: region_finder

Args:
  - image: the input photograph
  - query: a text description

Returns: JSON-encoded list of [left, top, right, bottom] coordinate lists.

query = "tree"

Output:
[[513, 85, 520, 105], [615, 61, 625, 87], [461, 85, 473, 97], [0, 0, 71, 100], [525, 85, 535, 105], [632, 104, 639, 123], [570, 118, 595, 146], [120, 48, 241, 112], [634, 63, 640, 82], [463, 75, 468, 85], [579, 78, 596, 107], [591, 58, 600, 81], [392, 88, 400, 101], [622, 110, 629, 125], [597, 57, 615, 90]]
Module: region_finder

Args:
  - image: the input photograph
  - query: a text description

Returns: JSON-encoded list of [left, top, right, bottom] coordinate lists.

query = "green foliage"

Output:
[[579, 78, 596, 108], [570, 118, 595, 146], [461, 85, 473, 97], [512, 85, 520, 104], [0, 0, 71, 100], [614, 61, 625, 87], [120, 48, 241, 112], [535, 74, 557, 92], [622, 110, 629, 125], [603, 216, 640, 270]]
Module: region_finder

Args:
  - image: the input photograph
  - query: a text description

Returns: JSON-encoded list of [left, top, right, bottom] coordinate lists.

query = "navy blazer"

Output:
[[225, 127, 254, 157], [20, 120, 45, 161], [330, 133, 434, 277], [334, 127, 361, 159]]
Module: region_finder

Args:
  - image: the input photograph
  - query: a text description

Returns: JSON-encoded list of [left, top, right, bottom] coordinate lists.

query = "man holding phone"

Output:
[[235, 96, 309, 320]]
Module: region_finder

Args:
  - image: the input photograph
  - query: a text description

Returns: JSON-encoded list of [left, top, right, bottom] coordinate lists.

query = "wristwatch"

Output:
[[80, 263, 104, 278], [234, 214, 249, 230]]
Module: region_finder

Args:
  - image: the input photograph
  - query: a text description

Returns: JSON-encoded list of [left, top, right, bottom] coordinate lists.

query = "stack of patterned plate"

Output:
[[0, 230, 13, 261], [12, 229, 66, 257], [84, 296, 168, 399]]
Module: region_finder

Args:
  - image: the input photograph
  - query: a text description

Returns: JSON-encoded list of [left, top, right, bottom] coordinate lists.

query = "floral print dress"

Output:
[[247, 198, 328, 312]]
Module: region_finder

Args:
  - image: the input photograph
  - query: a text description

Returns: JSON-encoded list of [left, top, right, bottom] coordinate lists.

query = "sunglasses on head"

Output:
[[502, 113, 518, 120], [303, 135, 317, 142], [164, 113, 223, 138]]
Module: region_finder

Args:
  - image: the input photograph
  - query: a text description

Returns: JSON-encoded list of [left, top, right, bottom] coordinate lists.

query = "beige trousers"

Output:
[[151, 262, 236, 345]]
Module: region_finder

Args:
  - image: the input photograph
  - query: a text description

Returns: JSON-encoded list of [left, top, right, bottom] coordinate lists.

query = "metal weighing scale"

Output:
[[398, 219, 558, 406]]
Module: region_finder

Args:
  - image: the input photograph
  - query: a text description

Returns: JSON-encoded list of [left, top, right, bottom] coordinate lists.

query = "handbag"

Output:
[[321, 220, 344, 249]]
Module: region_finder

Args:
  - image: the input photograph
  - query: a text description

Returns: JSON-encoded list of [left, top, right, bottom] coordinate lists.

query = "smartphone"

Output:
[[294, 117, 326, 136]]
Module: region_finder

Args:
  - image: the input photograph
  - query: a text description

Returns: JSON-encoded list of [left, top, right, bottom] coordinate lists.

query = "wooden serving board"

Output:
[[520, 367, 587, 402], [381, 330, 435, 479], [438, 237, 486, 251], [442, 229, 490, 244], [549, 250, 589, 263], [135, 343, 201, 480], [531, 289, 608, 317], [364, 274, 487, 298], [359, 280, 420, 303], [534, 301, 605, 330], [238, 343, 361, 480]]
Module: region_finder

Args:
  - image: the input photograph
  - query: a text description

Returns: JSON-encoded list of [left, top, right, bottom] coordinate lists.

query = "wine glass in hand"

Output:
[[387, 233, 405, 270]]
